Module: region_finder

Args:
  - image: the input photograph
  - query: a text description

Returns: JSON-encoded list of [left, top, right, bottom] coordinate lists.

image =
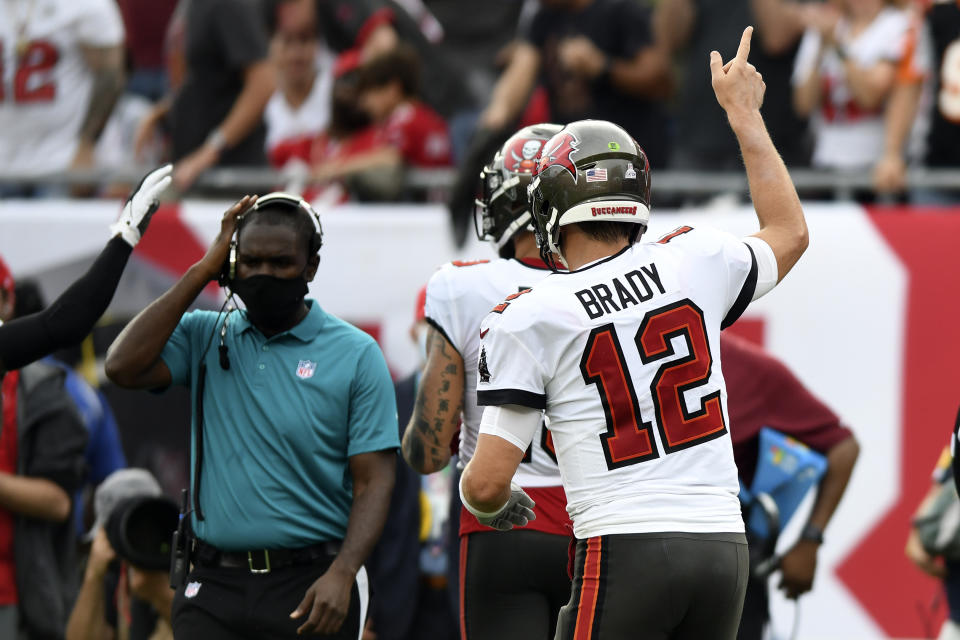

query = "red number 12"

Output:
[[580, 299, 727, 470]]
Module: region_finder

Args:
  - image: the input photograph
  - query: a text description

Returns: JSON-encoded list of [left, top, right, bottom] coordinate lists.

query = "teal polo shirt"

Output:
[[160, 300, 399, 550]]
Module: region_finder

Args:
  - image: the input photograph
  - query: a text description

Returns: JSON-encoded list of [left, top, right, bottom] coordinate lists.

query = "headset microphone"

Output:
[[218, 344, 230, 370], [217, 308, 233, 370]]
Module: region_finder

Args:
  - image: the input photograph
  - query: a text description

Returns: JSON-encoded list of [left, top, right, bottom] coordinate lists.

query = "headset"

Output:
[[217, 192, 324, 288]]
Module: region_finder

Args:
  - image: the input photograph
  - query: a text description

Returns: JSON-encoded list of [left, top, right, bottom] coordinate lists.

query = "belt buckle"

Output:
[[247, 550, 271, 574]]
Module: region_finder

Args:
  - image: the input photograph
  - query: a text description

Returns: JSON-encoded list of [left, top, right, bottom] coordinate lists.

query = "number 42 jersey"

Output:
[[477, 227, 770, 539]]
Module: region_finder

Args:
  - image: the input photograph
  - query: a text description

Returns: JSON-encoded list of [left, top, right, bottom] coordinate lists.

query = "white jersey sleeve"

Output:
[[656, 226, 759, 329], [423, 260, 485, 356], [476, 288, 549, 411], [74, 0, 125, 46]]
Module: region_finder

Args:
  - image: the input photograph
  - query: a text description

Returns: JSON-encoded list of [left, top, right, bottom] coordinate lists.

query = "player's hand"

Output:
[[905, 527, 947, 578], [476, 482, 537, 531], [109, 165, 173, 247], [777, 539, 818, 599], [290, 563, 354, 635], [198, 195, 257, 282], [709, 26, 766, 119]]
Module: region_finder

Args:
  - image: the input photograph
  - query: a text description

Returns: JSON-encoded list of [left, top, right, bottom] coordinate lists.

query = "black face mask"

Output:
[[231, 273, 308, 331]]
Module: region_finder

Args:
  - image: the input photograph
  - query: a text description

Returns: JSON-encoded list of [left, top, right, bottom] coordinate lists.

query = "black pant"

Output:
[[172, 557, 366, 639], [460, 530, 572, 640], [555, 532, 749, 640], [736, 576, 769, 640]]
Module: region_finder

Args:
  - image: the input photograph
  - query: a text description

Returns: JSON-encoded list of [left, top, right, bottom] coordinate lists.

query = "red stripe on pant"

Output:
[[459, 536, 469, 640], [574, 536, 603, 640]]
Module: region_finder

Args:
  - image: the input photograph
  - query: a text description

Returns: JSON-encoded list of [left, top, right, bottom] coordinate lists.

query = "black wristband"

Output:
[[800, 523, 824, 544]]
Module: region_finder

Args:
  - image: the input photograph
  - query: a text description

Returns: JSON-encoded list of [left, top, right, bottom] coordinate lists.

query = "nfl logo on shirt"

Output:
[[585, 168, 607, 182], [296, 360, 317, 379]]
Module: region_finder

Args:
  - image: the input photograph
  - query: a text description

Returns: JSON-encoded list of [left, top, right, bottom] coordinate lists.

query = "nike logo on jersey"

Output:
[[480, 328, 490, 339], [574, 263, 666, 320]]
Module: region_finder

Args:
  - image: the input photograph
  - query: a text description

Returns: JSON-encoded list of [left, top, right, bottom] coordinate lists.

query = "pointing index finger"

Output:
[[736, 25, 753, 62]]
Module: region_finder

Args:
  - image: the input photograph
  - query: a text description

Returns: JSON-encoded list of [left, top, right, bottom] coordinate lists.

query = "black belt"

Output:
[[195, 540, 342, 574]]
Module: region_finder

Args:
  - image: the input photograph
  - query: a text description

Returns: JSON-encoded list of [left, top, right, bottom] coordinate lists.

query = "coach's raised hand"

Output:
[[709, 26, 766, 121], [197, 195, 258, 282]]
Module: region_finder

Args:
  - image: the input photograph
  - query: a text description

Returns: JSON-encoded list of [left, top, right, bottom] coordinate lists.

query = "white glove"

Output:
[[110, 164, 172, 247], [461, 479, 536, 532]]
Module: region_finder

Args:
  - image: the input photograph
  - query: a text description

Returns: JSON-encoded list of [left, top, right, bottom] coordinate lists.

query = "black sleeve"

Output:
[[616, 0, 653, 57], [20, 368, 88, 493], [215, 0, 269, 69], [0, 236, 132, 372]]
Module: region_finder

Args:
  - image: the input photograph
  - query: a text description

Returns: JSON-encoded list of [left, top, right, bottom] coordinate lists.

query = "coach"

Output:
[[106, 194, 398, 639]]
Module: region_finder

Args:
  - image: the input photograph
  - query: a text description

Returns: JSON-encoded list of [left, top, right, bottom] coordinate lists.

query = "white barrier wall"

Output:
[[1, 199, 957, 639]]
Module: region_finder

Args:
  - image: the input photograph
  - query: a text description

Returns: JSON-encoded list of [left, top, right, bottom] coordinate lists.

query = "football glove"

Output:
[[110, 165, 172, 247], [461, 479, 536, 532]]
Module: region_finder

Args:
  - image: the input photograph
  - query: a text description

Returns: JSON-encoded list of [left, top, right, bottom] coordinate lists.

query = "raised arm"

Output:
[[711, 26, 808, 281], [105, 196, 256, 389], [173, 60, 276, 191], [0, 167, 171, 373], [401, 326, 464, 474]]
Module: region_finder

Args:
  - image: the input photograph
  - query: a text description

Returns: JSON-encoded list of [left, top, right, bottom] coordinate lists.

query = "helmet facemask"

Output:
[[474, 124, 565, 259]]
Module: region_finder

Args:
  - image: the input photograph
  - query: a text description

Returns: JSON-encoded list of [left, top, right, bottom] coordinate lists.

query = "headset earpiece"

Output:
[[217, 239, 238, 288]]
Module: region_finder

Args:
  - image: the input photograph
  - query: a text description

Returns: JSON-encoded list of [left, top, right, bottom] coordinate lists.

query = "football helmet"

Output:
[[475, 123, 564, 258], [528, 120, 651, 269]]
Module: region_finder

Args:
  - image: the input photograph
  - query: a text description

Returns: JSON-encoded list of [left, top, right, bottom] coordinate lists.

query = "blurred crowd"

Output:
[[0, 0, 957, 204]]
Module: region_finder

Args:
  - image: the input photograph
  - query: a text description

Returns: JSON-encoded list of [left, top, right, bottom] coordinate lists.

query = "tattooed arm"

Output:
[[72, 44, 125, 169], [401, 327, 464, 474]]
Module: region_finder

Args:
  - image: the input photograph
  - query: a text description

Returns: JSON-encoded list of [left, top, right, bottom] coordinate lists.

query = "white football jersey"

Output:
[[477, 227, 761, 538], [0, 0, 124, 174], [264, 52, 334, 155], [424, 257, 561, 487]]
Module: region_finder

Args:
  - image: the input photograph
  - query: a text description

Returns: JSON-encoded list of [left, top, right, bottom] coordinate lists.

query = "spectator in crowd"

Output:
[[67, 469, 175, 640], [265, 0, 334, 169], [792, 0, 915, 175], [906, 444, 960, 640], [13, 280, 127, 539], [476, 0, 671, 166], [448, 0, 670, 245], [0, 0, 125, 194], [105, 194, 398, 639], [139, 0, 275, 192], [721, 333, 860, 640], [877, 1, 959, 201], [0, 261, 89, 639], [659, 0, 820, 171], [355, 46, 451, 168], [309, 0, 471, 121], [116, 0, 178, 101], [310, 46, 451, 200]]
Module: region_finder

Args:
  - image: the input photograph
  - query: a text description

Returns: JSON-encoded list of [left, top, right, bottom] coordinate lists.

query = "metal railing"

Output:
[[1, 166, 959, 200]]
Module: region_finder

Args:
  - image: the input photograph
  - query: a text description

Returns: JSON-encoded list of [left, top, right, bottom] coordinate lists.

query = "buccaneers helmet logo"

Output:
[[537, 132, 580, 183], [506, 138, 545, 173]]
